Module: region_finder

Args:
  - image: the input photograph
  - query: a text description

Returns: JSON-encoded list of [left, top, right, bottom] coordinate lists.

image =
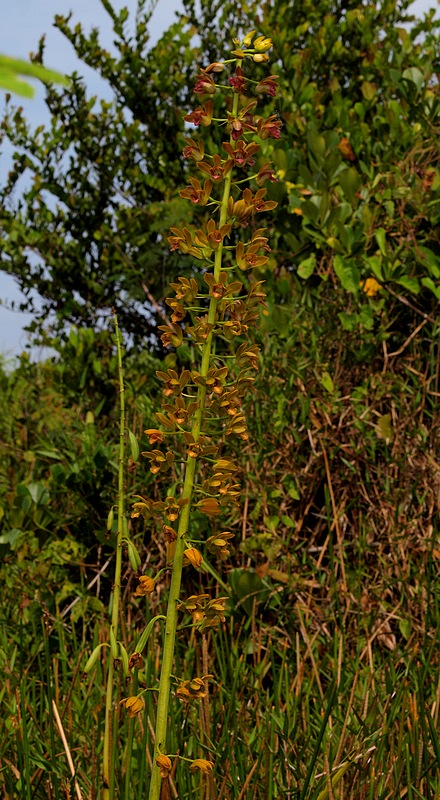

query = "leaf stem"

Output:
[[102, 313, 126, 798]]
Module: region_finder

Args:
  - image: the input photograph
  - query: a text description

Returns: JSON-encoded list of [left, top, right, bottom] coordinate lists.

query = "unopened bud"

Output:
[[184, 547, 203, 568]]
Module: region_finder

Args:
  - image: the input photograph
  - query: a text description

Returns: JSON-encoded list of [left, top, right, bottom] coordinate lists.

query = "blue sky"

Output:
[[0, 0, 183, 358], [0, 0, 438, 358]]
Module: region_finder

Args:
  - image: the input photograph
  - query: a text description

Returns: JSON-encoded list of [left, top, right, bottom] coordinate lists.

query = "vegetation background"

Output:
[[0, 0, 439, 797]]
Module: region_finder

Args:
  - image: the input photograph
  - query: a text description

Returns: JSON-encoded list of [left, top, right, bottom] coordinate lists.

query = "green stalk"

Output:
[[42, 617, 60, 800], [103, 313, 126, 798], [124, 669, 139, 800], [147, 84, 241, 800], [19, 623, 32, 800]]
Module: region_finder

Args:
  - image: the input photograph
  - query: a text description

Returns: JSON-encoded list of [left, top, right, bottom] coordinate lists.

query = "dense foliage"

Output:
[[0, 0, 439, 346]]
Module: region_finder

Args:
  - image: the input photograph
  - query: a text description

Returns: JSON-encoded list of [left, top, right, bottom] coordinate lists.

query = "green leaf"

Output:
[[30, 755, 53, 771], [135, 615, 166, 654], [377, 413, 393, 441], [338, 167, 362, 203], [338, 312, 358, 331], [367, 256, 384, 281], [361, 81, 376, 101], [27, 482, 50, 506], [359, 305, 374, 330], [402, 66, 424, 92], [297, 254, 316, 279], [266, 515, 279, 532], [288, 485, 300, 500], [374, 228, 387, 256], [399, 618, 412, 640], [419, 246, 440, 279], [118, 641, 130, 676], [0, 68, 34, 97], [128, 429, 140, 462], [333, 255, 359, 295], [421, 277, 440, 299], [0, 529, 24, 547], [320, 371, 334, 393], [0, 55, 68, 98], [395, 276, 420, 294], [307, 129, 326, 159], [84, 643, 109, 673]]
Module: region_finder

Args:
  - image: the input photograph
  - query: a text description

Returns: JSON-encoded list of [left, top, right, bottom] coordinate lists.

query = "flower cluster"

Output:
[[176, 674, 212, 701], [135, 30, 280, 795]]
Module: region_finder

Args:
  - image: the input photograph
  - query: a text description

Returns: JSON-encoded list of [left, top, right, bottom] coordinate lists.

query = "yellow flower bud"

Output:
[[242, 29, 256, 47], [253, 53, 270, 63], [253, 36, 273, 52], [156, 754, 172, 778], [361, 277, 381, 297], [190, 758, 214, 774], [121, 696, 144, 717], [134, 575, 156, 596], [184, 547, 203, 568]]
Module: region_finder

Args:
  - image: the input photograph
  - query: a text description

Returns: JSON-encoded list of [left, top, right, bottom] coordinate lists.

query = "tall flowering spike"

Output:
[[147, 32, 280, 800]]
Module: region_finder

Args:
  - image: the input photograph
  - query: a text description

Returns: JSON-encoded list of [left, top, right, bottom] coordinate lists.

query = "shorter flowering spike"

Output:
[[147, 34, 281, 795]]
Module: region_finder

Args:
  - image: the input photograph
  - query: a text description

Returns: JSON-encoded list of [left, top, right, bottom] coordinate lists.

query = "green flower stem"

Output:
[[147, 76, 241, 800], [103, 314, 126, 798]]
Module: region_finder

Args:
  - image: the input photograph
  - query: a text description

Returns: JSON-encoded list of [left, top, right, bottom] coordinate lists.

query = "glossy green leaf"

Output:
[[297, 254, 316, 279]]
